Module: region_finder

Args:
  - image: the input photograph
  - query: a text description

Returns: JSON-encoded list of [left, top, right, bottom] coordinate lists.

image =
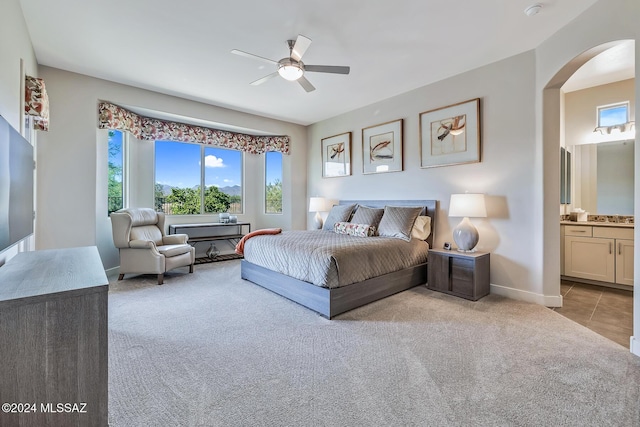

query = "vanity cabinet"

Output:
[[563, 224, 634, 287]]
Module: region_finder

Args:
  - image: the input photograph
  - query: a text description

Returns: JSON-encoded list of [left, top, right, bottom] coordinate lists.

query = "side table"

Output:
[[427, 248, 490, 301]]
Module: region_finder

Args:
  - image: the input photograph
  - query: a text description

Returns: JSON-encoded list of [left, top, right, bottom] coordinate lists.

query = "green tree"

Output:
[[107, 130, 123, 214], [154, 183, 165, 212], [204, 186, 231, 213], [166, 187, 201, 215], [266, 179, 282, 213]]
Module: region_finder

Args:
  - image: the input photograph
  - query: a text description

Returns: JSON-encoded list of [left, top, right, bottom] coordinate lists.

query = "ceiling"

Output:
[[20, 0, 624, 126]]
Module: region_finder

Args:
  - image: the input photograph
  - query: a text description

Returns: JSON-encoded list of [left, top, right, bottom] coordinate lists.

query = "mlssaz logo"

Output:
[[41, 403, 88, 413]]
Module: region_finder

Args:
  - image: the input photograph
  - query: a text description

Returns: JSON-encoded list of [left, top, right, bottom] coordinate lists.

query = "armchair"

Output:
[[110, 208, 195, 285]]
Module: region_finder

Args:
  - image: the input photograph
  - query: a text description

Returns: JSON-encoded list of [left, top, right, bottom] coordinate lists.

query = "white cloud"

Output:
[[205, 155, 225, 168], [223, 179, 233, 183]]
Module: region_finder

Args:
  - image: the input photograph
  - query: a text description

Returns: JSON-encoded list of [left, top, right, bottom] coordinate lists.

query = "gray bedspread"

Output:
[[242, 230, 429, 289]]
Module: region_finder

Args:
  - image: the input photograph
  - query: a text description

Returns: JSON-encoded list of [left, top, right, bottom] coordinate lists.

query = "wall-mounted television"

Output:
[[0, 115, 34, 253]]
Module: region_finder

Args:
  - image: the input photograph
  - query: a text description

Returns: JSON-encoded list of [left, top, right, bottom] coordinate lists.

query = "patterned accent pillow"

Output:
[[323, 204, 356, 231], [351, 206, 384, 231], [378, 206, 423, 241], [334, 222, 376, 237]]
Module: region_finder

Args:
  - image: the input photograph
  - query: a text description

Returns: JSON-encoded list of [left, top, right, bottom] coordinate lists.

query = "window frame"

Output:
[[596, 102, 629, 127], [107, 129, 128, 216], [264, 151, 283, 215]]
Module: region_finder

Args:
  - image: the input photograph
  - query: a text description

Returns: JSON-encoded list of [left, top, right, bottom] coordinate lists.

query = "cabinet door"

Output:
[[450, 257, 475, 297], [564, 236, 615, 283], [560, 225, 565, 276], [427, 252, 450, 292], [615, 239, 634, 286]]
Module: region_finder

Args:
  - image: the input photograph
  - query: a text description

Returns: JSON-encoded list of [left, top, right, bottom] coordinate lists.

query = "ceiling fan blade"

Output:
[[291, 35, 312, 62], [305, 65, 350, 75], [250, 72, 279, 86], [297, 76, 316, 92], [231, 49, 278, 65]]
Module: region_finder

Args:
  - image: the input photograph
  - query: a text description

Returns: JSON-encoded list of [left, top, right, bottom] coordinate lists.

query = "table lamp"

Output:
[[449, 193, 487, 252], [309, 197, 327, 229]]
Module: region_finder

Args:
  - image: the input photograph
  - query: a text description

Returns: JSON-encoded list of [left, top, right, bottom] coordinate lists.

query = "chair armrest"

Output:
[[163, 234, 189, 245]]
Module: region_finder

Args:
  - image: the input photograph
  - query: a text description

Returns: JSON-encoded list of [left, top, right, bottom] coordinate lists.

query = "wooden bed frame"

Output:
[[241, 200, 438, 319]]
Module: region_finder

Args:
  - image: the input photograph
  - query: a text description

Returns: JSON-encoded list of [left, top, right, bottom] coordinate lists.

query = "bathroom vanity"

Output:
[[561, 221, 634, 288]]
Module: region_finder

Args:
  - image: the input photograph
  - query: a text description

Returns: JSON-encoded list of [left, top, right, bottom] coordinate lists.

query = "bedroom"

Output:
[[1, 0, 639, 425]]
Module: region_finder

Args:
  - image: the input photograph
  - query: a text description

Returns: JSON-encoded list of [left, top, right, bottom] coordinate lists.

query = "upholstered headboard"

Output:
[[338, 200, 438, 248]]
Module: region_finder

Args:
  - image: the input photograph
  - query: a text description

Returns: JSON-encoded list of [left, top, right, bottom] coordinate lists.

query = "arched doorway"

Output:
[[543, 39, 636, 349]]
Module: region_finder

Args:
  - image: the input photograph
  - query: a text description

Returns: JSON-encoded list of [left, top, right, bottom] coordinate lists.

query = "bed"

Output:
[[240, 200, 437, 318]]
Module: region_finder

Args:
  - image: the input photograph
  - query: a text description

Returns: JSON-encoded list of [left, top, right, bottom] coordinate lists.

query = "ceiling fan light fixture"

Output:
[[278, 63, 303, 81]]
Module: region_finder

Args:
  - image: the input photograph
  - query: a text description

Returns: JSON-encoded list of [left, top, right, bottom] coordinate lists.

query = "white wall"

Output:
[[565, 79, 635, 147], [36, 67, 308, 270], [307, 51, 550, 304], [0, 0, 38, 264]]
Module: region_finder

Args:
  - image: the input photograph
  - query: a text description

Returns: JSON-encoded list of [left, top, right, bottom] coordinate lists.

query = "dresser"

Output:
[[0, 247, 108, 427]]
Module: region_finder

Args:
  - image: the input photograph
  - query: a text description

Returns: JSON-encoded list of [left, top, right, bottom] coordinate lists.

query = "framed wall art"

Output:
[[362, 119, 403, 174], [419, 98, 480, 168], [321, 131, 351, 178]]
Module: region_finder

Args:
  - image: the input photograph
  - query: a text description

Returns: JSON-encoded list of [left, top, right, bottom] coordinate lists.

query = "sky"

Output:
[[154, 140, 281, 189], [599, 105, 628, 127]]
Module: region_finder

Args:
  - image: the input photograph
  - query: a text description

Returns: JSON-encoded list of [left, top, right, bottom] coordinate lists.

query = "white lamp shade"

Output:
[[309, 197, 327, 212], [449, 194, 487, 218]]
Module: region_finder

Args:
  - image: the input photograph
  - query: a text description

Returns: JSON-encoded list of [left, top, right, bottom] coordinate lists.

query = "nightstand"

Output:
[[427, 249, 490, 301]]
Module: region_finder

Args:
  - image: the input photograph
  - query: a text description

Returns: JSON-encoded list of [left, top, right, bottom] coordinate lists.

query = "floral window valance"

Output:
[[25, 76, 49, 131], [98, 102, 290, 155]]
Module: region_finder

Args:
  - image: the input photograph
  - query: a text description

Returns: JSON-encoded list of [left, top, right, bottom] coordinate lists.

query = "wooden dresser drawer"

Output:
[[564, 226, 592, 237]]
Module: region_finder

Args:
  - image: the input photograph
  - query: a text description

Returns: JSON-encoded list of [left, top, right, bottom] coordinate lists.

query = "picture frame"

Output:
[[362, 119, 403, 174], [419, 98, 480, 168], [321, 131, 351, 178]]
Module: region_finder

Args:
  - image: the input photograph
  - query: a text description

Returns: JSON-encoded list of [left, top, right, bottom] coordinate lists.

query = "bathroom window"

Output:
[[597, 102, 629, 127]]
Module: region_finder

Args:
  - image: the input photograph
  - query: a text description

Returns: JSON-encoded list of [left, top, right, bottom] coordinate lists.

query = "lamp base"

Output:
[[313, 211, 323, 230], [452, 217, 479, 251]]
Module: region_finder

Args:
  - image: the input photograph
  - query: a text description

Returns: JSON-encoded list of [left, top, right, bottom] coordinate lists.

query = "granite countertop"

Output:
[[560, 221, 634, 228]]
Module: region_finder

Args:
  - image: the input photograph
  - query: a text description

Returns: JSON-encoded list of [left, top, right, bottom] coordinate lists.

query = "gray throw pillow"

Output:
[[323, 204, 356, 231], [378, 206, 423, 241], [351, 206, 384, 230]]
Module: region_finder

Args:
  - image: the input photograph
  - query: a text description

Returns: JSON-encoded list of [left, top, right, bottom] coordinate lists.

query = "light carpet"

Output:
[[108, 260, 640, 426]]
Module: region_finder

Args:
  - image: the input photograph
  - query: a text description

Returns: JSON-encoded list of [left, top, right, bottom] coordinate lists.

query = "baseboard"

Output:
[[490, 283, 563, 307], [631, 336, 640, 358]]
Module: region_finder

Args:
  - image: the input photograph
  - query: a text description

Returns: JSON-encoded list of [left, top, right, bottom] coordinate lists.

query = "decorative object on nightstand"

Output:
[[427, 249, 490, 300], [449, 193, 487, 252], [309, 197, 327, 229]]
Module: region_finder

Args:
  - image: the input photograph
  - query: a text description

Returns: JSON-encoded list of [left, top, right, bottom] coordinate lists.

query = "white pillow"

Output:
[[411, 216, 431, 240]]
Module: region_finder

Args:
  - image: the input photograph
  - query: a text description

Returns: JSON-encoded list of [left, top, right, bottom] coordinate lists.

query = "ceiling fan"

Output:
[[231, 34, 350, 92]]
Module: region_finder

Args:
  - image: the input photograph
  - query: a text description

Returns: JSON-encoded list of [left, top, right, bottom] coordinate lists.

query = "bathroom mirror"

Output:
[[570, 140, 634, 215]]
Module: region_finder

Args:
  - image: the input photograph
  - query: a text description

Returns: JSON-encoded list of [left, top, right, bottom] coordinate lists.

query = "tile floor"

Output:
[[553, 280, 633, 348]]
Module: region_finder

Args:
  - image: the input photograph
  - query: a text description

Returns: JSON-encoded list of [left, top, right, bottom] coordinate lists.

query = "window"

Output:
[[154, 140, 243, 215], [265, 151, 283, 214], [597, 102, 629, 127], [108, 130, 125, 215]]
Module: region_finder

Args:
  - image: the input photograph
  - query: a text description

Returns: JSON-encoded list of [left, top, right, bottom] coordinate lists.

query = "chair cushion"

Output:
[[130, 225, 163, 246], [157, 244, 193, 258]]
